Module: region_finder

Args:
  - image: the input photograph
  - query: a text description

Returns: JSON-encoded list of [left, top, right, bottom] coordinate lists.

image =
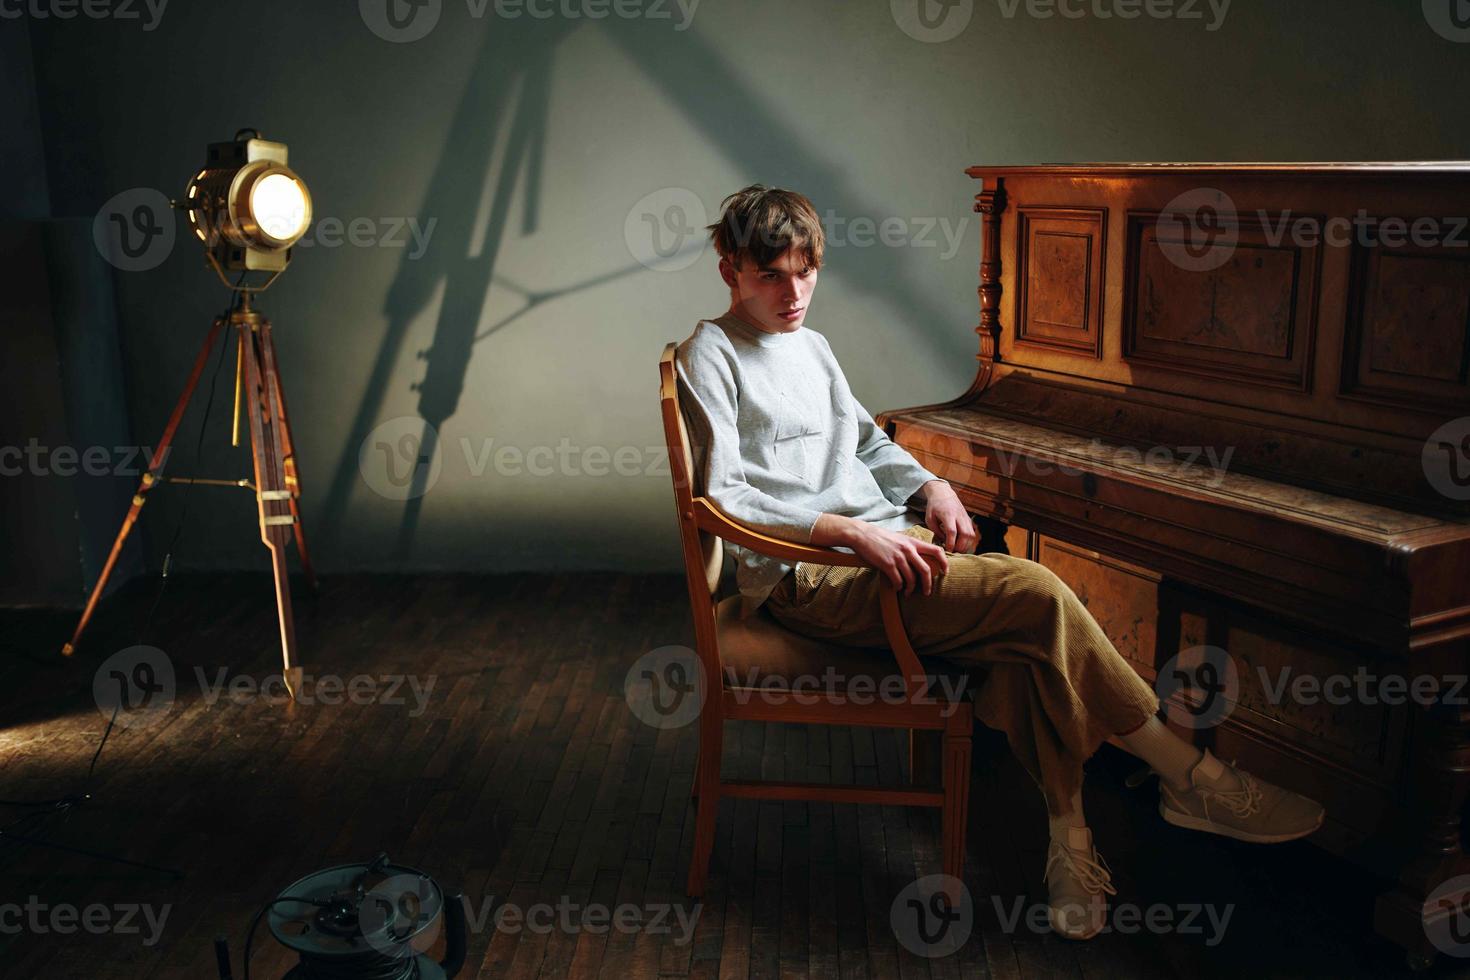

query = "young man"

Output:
[[674, 185, 1325, 941]]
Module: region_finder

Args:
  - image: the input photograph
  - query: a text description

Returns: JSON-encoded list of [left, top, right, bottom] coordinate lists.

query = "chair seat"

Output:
[[714, 596, 973, 700]]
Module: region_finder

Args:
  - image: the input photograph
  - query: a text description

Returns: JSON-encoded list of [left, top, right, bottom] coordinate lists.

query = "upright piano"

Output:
[[876, 163, 1470, 967]]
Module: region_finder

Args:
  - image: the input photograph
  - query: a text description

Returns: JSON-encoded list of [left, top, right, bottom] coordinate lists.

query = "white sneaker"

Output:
[[1156, 749, 1325, 844], [1043, 826, 1115, 941]]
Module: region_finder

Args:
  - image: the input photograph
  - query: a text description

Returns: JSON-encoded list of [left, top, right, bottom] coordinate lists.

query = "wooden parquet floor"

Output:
[[0, 572, 1459, 979]]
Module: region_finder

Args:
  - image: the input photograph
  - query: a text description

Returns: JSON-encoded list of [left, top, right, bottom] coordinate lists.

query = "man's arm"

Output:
[[909, 479, 948, 503], [851, 398, 978, 554], [808, 511, 950, 595], [851, 396, 941, 508]]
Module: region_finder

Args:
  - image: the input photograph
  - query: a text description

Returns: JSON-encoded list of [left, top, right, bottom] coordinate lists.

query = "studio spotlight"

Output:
[[183, 130, 313, 288], [63, 129, 318, 697]]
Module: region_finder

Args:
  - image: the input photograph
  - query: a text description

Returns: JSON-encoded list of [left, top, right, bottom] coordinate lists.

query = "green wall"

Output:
[[17, 0, 1470, 574]]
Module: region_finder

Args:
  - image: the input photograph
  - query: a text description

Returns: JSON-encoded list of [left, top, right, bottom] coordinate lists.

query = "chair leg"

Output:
[[940, 708, 973, 893], [690, 752, 700, 804], [686, 719, 722, 897], [687, 782, 719, 897]]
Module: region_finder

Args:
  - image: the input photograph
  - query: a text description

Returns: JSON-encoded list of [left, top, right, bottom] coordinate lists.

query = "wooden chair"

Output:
[[658, 343, 974, 898]]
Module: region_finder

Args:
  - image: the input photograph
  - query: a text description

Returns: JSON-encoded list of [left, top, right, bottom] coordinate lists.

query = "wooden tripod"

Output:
[[62, 292, 317, 695]]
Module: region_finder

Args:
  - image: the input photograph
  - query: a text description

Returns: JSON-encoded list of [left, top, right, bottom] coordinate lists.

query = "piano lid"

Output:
[[965, 162, 1470, 178]]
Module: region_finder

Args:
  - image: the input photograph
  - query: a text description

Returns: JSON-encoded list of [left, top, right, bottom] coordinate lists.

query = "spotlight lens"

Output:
[[251, 172, 309, 242]]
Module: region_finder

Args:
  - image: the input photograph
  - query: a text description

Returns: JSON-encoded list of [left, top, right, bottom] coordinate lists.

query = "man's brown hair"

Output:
[[706, 184, 825, 271]]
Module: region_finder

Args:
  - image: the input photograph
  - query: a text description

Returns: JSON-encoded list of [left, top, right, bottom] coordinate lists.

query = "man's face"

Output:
[[721, 248, 818, 335]]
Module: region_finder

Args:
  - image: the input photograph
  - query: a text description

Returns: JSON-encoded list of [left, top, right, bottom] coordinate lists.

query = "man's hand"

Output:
[[921, 480, 978, 554], [812, 513, 949, 596], [846, 522, 949, 595]]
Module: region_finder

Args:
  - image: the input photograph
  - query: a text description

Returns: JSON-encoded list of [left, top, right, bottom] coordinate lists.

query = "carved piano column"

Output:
[[971, 179, 1007, 396]]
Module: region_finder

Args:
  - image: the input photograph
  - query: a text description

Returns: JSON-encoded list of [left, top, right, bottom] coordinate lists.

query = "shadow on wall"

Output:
[[315, 15, 963, 561]]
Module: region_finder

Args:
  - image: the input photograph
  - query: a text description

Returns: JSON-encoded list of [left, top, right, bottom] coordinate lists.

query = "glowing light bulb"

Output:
[[251, 172, 309, 242]]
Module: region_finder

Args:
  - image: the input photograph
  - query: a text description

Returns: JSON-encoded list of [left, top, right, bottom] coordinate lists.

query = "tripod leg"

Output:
[[259, 323, 318, 592], [62, 317, 229, 656], [241, 321, 302, 697]]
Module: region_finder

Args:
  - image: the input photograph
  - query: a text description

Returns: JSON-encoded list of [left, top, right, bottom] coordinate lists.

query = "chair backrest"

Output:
[[659, 343, 725, 631]]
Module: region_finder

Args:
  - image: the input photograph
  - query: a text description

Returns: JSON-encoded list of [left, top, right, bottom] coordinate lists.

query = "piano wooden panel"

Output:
[[1123, 206, 1321, 390], [1016, 206, 1107, 358], [1034, 534, 1161, 673], [879, 163, 1470, 968]]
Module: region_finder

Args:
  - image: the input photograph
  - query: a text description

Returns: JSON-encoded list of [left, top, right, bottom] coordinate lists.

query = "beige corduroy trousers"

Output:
[[763, 524, 1160, 816]]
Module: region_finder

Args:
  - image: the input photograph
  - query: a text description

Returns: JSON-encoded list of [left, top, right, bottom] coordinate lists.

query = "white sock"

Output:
[[1184, 748, 1244, 793], [1047, 789, 1088, 845], [1114, 715, 1214, 793]]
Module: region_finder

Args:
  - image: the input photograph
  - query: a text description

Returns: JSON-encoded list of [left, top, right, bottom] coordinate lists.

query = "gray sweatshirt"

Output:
[[674, 312, 940, 613]]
